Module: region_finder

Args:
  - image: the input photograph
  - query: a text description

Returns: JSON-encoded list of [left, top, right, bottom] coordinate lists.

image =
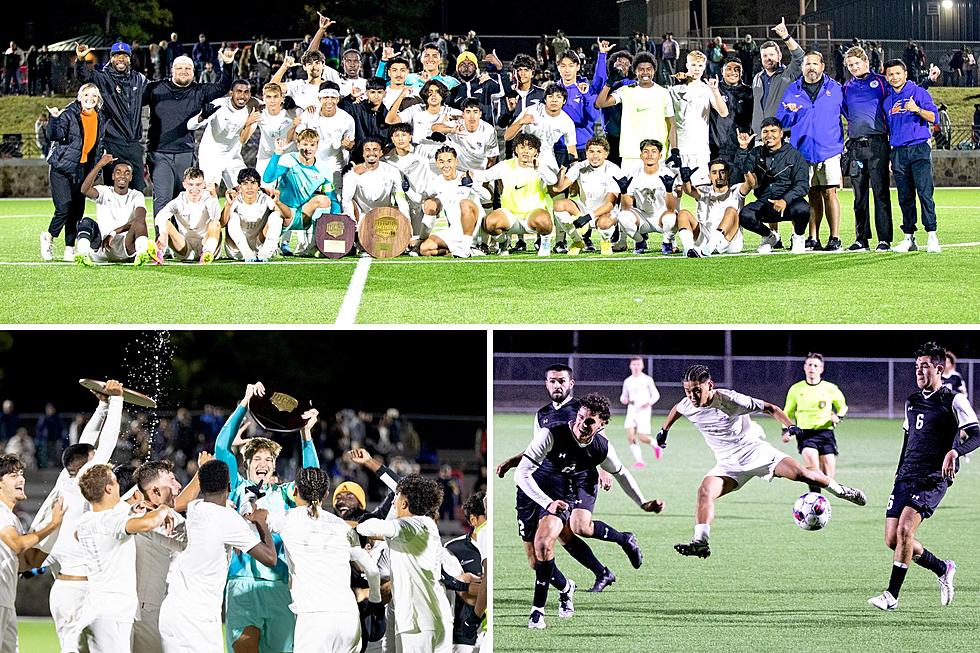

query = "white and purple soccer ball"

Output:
[[793, 492, 831, 531]]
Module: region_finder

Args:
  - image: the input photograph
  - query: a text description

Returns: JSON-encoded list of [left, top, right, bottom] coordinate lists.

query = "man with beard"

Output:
[[598, 51, 634, 165], [448, 51, 504, 125], [188, 78, 253, 196], [144, 50, 236, 214], [74, 41, 149, 191], [341, 138, 411, 222], [676, 159, 752, 257], [709, 59, 753, 162]]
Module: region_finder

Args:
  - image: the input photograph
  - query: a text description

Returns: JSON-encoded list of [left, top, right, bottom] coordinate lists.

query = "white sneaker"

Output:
[[791, 234, 806, 254], [63, 246, 75, 262], [868, 590, 898, 611], [40, 232, 53, 260], [893, 234, 916, 252], [938, 560, 956, 606], [538, 234, 553, 257], [756, 231, 778, 254], [558, 579, 576, 618], [927, 231, 941, 253], [528, 609, 546, 629]]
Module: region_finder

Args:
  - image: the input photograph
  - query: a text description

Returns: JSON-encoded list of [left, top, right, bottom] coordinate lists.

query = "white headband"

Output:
[[318, 88, 341, 98]]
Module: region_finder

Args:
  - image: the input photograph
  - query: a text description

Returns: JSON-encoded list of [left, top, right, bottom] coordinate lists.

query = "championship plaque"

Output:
[[248, 389, 312, 432], [358, 207, 412, 259], [78, 379, 158, 408], [312, 209, 356, 259]]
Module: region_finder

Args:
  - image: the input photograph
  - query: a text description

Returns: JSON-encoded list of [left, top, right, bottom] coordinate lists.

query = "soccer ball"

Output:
[[793, 492, 831, 531]]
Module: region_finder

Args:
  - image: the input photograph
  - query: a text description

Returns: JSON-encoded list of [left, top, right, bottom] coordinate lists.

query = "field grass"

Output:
[[492, 412, 980, 653], [16, 617, 232, 651], [1, 188, 979, 324]]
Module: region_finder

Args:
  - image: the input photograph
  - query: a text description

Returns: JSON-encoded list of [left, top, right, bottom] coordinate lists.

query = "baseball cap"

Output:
[[456, 51, 479, 68], [111, 41, 132, 56], [333, 481, 366, 509]]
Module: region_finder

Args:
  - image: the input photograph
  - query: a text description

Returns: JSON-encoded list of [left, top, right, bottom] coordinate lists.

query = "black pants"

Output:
[[739, 197, 810, 237], [103, 139, 147, 192], [848, 136, 893, 244], [48, 164, 90, 246], [148, 150, 196, 216]]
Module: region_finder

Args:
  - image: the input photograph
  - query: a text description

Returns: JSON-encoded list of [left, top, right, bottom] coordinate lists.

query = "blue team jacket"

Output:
[[775, 75, 845, 164]]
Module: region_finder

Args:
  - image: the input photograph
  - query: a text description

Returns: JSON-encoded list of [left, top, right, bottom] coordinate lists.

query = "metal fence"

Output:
[[494, 352, 977, 419]]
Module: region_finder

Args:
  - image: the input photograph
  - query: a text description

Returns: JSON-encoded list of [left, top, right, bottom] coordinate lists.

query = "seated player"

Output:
[[153, 167, 222, 264], [341, 138, 411, 223], [263, 130, 341, 255], [240, 82, 296, 186], [657, 365, 867, 559], [503, 82, 577, 178], [470, 133, 558, 256], [515, 393, 661, 629], [383, 123, 434, 237], [296, 81, 356, 192], [221, 168, 284, 262], [675, 159, 751, 258], [74, 152, 154, 266], [418, 145, 488, 258], [551, 136, 622, 255], [385, 80, 460, 144], [188, 78, 252, 196], [617, 139, 680, 254]]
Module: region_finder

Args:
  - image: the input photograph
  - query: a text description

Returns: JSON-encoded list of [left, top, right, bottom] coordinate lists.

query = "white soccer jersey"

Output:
[[384, 150, 432, 203], [93, 186, 145, 235], [44, 473, 90, 576], [446, 121, 499, 172], [230, 193, 278, 225], [279, 507, 361, 614], [621, 373, 660, 408], [565, 160, 622, 212], [255, 109, 295, 165], [669, 80, 713, 157], [197, 100, 249, 162], [626, 169, 677, 216], [0, 502, 23, 610], [697, 185, 747, 232], [342, 162, 405, 216], [397, 104, 461, 144], [299, 108, 355, 177], [155, 192, 221, 236], [339, 76, 367, 98], [676, 388, 767, 461], [287, 74, 341, 111], [135, 513, 186, 609], [429, 172, 488, 223], [383, 86, 418, 110], [519, 103, 576, 153], [75, 503, 139, 622]]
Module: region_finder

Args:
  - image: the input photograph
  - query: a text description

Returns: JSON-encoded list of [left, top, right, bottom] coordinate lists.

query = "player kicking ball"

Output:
[[153, 167, 222, 264], [221, 168, 284, 262], [868, 342, 979, 611], [675, 159, 751, 257], [74, 153, 155, 266], [658, 365, 867, 559]]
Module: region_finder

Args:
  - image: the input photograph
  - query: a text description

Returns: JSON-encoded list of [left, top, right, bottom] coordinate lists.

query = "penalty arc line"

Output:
[[335, 256, 372, 325]]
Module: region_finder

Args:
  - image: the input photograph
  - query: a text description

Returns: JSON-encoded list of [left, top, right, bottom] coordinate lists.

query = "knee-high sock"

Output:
[[226, 215, 254, 259], [554, 212, 584, 243], [533, 558, 561, 609], [562, 537, 606, 577], [677, 228, 695, 252], [887, 562, 909, 598], [258, 215, 284, 258], [913, 548, 948, 577], [591, 520, 629, 545]]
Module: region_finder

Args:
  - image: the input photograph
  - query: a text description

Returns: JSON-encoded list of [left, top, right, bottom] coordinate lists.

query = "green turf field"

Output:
[[493, 412, 980, 652], [16, 617, 232, 651], [2, 189, 980, 323]]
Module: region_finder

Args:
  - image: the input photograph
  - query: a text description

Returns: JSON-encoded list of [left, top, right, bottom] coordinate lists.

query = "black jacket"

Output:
[[733, 142, 810, 204], [75, 60, 148, 144], [45, 101, 106, 176], [710, 81, 753, 157], [339, 97, 390, 146], [496, 83, 545, 129], [143, 62, 233, 153], [448, 75, 503, 125]]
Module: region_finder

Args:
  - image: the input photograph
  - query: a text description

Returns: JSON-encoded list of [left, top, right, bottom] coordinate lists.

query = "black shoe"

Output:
[[686, 248, 703, 258], [477, 243, 491, 256], [772, 237, 785, 250], [582, 237, 597, 253], [553, 241, 569, 254], [634, 240, 648, 254], [661, 241, 674, 255], [824, 237, 842, 251], [511, 239, 527, 253], [621, 532, 643, 569], [847, 240, 869, 251], [875, 241, 891, 252], [587, 567, 617, 592], [805, 237, 821, 250], [674, 540, 711, 558]]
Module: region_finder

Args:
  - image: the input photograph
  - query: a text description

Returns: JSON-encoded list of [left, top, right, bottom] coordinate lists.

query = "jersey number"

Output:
[[886, 494, 894, 511], [915, 413, 924, 430]]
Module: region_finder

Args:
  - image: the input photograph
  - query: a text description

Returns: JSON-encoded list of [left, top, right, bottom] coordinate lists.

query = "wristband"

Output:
[[781, 35, 791, 42]]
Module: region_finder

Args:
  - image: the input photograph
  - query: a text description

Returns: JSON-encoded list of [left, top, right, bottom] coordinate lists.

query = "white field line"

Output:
[[334, 256, 372, 325]]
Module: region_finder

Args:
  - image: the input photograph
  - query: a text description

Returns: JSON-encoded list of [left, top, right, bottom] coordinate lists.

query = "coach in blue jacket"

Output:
[[776, 51, 845, 252]]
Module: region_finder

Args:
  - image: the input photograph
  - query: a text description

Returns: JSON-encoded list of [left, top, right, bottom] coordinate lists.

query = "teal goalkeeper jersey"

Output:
[[262, 151, 341, 212], [215, 405, 320, 583]]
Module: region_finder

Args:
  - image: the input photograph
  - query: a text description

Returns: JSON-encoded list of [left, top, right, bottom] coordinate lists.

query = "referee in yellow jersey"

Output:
[[782, 352, 848, 492]]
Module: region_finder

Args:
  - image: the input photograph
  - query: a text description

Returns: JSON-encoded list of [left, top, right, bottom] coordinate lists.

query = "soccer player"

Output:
[[384, 123, 434, 237], [445, 493, 486, 653], [188, 78, 252, 196], [386, 81, 460, 144], [214, 382, 320, 653], [356, 474, 453, 653], [296, 81, 356, 190], [503, 82, 577, 177], [440, 98, 499, 174], [658, 364, 867, 559], [376, 55, 417, 109], [868, 342, 980, 611], [222, 168, 284, 262], [337, 49, 368, 98], [279, 467, 383, 653], [159, 459, 278, 653], [75, 152, 154, 266], [551, 136, 622, 255], [782, 353, 848, 492], [153, 166, 222, 263], [74, 464, 174, 652], [555, 43, 610, 159], [943, 352, 970, 462], [239, 83, 295, 184], [711, 60, 753, 162], [620, 356, 662, 468], [675, 159, 751, 257], [668, 50, 729, 188], [471, 133, 558, 256], [0, 455, 64, 653], [272, 50, 340, 114], [516, 393, 661, 629], [341, 138, 411, 223], [418, 146, 486, 257], [617, 139, 680, 255], [341, 76, 390, 154], [497, 54, 545, 137], [406, 42, 460, 91]]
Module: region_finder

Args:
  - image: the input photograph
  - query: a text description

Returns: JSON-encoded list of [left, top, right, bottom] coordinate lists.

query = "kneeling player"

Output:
[[617, 139, 680, 254], [418, 146, 486, 258], [221, 168, 284, 262], [658, 364, 867, 559], [552, 136, 621, 255], [75, 153, 154, 266], [154, 167, 222, 264], [675, 159, 751, 258], [471, 133, 558, 256], [342, 138, 411, 223]]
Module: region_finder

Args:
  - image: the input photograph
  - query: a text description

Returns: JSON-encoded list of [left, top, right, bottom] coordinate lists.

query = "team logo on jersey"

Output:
[[870, 80, 879, 88], [819, 400, 827, 409], [561, 465, 577, 474], [826, 90, 831, 96], [270, 392, 299, 413]]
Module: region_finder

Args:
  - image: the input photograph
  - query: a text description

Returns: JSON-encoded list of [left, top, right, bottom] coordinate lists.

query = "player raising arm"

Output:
[[675, 159, 752, 257]]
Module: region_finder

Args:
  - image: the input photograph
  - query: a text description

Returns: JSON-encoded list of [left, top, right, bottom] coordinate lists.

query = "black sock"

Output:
[[533, 559, 554, 609], [563, 537, 606, 578], [591, 520, 629, 545], [808, 483, 822, 494], [549, 561, 569, 592], [887, 562, 909, 598], [913, 548, 948, 577]]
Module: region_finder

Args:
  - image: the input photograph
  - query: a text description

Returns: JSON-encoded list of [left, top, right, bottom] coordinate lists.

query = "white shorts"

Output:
[[133, 604, 163, 653], [430, 228, 472, 257], [198, 154, 246, 189], [497, 208, 547, 235], [159, 599, 221, 653], [91, 233, 134, 263], [809, 154, 842, 187], [619, 208, 664, 235], [624, 406, 652, 434], [294, 612, 360, 653], [0, 606, 16, 653], [83, 619, 133, 653], [50, 579, 89, 652], [705, 437, 789, 489], [679, 151, 710, 187], [397, 627, 451, 653]]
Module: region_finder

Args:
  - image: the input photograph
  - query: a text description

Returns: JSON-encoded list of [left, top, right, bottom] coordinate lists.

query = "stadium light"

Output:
[[941, 0, 953, 7]]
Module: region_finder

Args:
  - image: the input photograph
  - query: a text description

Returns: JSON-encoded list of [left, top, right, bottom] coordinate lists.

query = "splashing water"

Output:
[[122, 331, 175, 461]]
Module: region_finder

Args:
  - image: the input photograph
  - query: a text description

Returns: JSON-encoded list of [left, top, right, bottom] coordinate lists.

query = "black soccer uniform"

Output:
[[887, 387, 980, 519], [941, 371, 966, 395], [446, 534, 483, 647]]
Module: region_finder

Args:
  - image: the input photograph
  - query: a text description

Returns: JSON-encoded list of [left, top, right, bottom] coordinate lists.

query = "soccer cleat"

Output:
[[875, 241, 891, 252], [599, 240, 613, 256], [938, 560, 956, 606], [587, 567, 617, 592], [133, 251, 152, 267], [804, 236, 821, 250], [74, 252, 94, 267], [469, 246, 486, 257], [244, 257, 260, 263], [63, 246, 76, 262], [200, 251, 215, 265], [674, 540, 711, 558], [686, 248, 703, 258], [757, 232, 778, 254], [567, 242, 583, 256], [847, 240, 869, 251], [868, 590, 898, 611], [149, 242, 165, 265], [926, 231, 941, 253], [553, 241, 569, 255], [836, 484, 867, 506], [40, 232, 54, 261], [824, 237, 842, 251], [791, 234, 806, 254], [621, 532, 643, 569], [654, 445, 663, 460], [558, 580, 576, 618], [582, 237, 597, 253], [280, 241, 294, 256], [893, 234, 916, 252], [528, 610, 546, 629], [772, 236, 785, 250], [661, 241, 674, 255], [632, 460, 646, 469], [634, 239, 648, 254], [511, 238, 528, 253]]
